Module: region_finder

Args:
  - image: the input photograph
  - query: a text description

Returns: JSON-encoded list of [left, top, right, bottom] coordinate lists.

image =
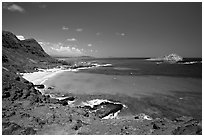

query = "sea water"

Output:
[[76, 58, 202, 78], [44, 58, 202, 97]]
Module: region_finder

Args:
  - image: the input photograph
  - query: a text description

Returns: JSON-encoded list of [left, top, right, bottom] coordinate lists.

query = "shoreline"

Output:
[[21, 67, 78, 94], [21, 66, 202, 97]]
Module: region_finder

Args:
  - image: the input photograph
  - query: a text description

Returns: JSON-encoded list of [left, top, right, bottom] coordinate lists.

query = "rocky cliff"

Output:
[[2, 31, 64, 73]]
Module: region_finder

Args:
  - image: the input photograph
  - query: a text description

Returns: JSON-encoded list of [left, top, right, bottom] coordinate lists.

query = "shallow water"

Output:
[[44, 72, 201, 98]]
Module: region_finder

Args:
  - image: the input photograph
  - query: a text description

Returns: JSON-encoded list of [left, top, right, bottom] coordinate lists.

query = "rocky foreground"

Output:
[[2, 31, 202, 135]]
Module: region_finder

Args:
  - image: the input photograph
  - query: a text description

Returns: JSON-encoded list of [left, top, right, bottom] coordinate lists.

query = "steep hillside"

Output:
[[2, 31, 62, 73]]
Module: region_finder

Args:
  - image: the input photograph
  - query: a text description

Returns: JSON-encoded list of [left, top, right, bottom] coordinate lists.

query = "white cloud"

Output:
[[67, 38, 77, 41], [16, 35, 25, 40], [3, 3, 25, 13], [62, 26, 69, 30], [88, 44, 92, 47], [76, 28, 83, 32], [51, 46, 82, 55], [38, 41, 83, 57]]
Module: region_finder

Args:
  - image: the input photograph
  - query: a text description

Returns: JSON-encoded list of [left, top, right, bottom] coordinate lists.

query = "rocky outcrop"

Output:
[[162, 53, 183, 62], [147, 53, 183, 63], [84, 102, 123, 118], [81, 99, 125, 119]]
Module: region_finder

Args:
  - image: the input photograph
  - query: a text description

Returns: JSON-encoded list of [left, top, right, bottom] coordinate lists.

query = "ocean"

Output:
[[62, 57, 202, 78], [44, 57, 202, 120]]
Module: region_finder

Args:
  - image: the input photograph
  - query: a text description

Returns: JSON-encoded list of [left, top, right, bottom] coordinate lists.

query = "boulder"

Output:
[[34, 84, 45, 89], [92, 102, 123, 118], [2, 91, 11, 98], [23, 127, 36, 135], [58, 100, 68, 106]]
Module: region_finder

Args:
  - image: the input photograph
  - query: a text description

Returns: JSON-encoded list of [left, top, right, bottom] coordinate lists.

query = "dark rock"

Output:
[[153, 123, 160, 130], [23, 127, 36, 135], [21, 113, 30, 118], [94, 102, 123, 118], [24, 80, 30, 84], [2, 54, 9, 62], [72, 120, 83, 130], [48, 86, 54, 90], [5, 110, 16, 117], [41, 95, 50, 102], [172, 125, 202, 135], [134, 115, 140, 119], [34, 84, 45, 89], [10, 89, 23, 101], [22, 89, 31, 99], [2, 122, 22, 135], [58, 99, 68, 106], [2, 91, 10, 98], [57, 96, 75, 106], [27, 93, 42, 104], [15, 76, 21, 81], [3, 85, 12, 91]]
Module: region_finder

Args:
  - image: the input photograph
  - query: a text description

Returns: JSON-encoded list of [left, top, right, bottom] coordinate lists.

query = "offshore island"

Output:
[[2, 31, 202, 135]]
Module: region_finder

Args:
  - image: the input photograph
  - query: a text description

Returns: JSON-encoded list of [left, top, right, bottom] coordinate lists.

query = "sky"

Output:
[[2, 2, 202, 57]]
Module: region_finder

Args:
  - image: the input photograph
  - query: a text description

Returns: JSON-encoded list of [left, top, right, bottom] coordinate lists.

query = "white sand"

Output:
[[21, 68, 78, 85], [21, 63, 112, 86]]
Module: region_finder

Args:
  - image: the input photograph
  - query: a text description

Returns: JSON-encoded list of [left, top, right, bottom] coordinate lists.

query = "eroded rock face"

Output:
[[81, 99, 124, 119], [34, 84, 45, 89]]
